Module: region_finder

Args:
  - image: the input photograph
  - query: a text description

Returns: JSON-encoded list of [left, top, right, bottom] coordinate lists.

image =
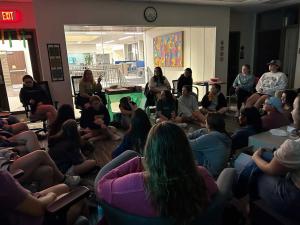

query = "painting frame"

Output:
[[153, 31, 184, 67], [47, 43, 64, 82]]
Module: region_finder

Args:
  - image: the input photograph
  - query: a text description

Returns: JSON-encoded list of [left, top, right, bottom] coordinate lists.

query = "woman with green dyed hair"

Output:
[[97, 122, 218, 224]]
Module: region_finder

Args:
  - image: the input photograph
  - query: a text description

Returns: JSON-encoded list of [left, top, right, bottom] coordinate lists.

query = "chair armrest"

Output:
[[12, 169, 24, 179], [47, 186, 90, 214], [216, 168, 236, 199], [94, 150, 140, 190]]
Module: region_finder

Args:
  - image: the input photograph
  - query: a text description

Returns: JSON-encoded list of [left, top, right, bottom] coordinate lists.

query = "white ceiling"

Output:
[[3, 0, 299, 12], [65, 26, 147, 46], [126, 0, 300, 11]]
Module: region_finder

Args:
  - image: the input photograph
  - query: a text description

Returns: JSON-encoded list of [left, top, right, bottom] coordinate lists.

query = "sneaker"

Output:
[[64, 175, 81, 186]]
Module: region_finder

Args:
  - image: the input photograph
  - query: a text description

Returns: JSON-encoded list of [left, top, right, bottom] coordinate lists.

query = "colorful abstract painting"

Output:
[[153, 31, 183, 67]]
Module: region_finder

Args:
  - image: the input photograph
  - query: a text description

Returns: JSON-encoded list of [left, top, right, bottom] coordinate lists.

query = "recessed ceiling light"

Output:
[[118, 36, 133, 40], [125, 32, 144, 35], [104, 40, 115, 44], [77, 41, 82, 44], [85, 32, 106, 35]]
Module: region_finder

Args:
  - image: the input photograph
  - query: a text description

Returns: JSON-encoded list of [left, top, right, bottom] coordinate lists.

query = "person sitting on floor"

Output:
[[156, 90, 176, 123], [231, 107, 262, 152], [19, 75, 57, 125], [96, 122, 218, 224], [177, 68, 193, 96], [48, 119, 97, 176], [234, 95, 300, 221], [0, 115, 28, 135], [281, 89, 297, 122], [261, 96, 289, 130], [0, 170, 86, 225], [48, 104, 76, 137], [176, 85, 205, 126], [0, 149, 80, 189], [77, 69, 106, 109], [0, 130, 41, 155], [201, 84, 227, 114], [232, 64, 255, 117], [188, 112, 231, 177], [246, 60, 288, 109], [112, 108, 152, 158], [80, 96, 120, 141], [113, 97, 137, 130]]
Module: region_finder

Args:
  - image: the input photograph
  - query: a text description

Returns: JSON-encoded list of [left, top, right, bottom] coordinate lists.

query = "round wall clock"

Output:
[[144, 6, 157, 22]]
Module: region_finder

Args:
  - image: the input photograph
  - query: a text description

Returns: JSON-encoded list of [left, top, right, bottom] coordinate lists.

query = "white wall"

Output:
[[144, 27, 216, 97], [32, 0, 230, 105], [230, 11, 256, 71]]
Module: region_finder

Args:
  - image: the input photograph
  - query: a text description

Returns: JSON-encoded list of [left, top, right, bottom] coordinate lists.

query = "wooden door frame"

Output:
[[0, 30, 41, 113]]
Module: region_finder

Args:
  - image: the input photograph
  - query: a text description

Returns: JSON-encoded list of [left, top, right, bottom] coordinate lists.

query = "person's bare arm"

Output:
[[16, 192, 57, 217], [252, 148, 290, 176]]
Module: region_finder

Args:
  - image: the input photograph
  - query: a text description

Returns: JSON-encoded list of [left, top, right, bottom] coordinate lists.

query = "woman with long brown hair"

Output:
[[78, 69, 106, 108], [97, 122, 218, 224]]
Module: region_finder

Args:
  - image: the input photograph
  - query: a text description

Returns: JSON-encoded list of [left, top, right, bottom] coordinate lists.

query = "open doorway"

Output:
[[0, 39, 33, 112]]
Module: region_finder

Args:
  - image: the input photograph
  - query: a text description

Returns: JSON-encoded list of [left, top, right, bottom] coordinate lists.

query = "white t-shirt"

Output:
[[274, 139, 300, 188], [256, 71, 287, 96]]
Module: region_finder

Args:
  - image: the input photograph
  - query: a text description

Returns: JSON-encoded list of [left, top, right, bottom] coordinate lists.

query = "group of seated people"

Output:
[[1, 59, 300, 225]]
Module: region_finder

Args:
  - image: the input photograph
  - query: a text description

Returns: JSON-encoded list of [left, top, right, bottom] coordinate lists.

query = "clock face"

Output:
[[144, 7, 157, 22]]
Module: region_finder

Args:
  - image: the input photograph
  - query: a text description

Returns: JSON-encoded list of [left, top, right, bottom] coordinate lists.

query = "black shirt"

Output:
[[80, 105, 110, 129], [177, 74, 193, 94]]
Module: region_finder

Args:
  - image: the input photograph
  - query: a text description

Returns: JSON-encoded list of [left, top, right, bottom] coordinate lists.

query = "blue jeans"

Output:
[[234, 152, 300, 220]]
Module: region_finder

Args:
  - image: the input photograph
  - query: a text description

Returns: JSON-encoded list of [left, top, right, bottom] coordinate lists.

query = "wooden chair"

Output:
[[46, 186, 90, 225]]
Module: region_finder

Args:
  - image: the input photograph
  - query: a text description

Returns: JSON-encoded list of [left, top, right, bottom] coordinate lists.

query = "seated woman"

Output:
[[0, 130, 41, 155], [80, 96, 120, 141], [156, 90, 176, 123], [146, 67, 171, 106], [0, 170, 86, 225], [246, 60, 287, 109], [19, 75, 57, 125], [234, 95, 300, 221], [112, 108, 152, 158], [176, 85, 205, 126], [177, 68, 193, 96], [231, 107, 262, 152], [77, 69, 106, 109], [113, 97, 137, 130], [0, 149, 80, 189], [232, 64, 255, 116], [0, 115, 28, 135], [281, 89, 297, 122], [48, 119, 97, 176], [261, 97, 290, 130], [201, 84, 227, 114], [97, 122, 218, 224], [48, 104, 76, 137], [188, 113, 231, 177]]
